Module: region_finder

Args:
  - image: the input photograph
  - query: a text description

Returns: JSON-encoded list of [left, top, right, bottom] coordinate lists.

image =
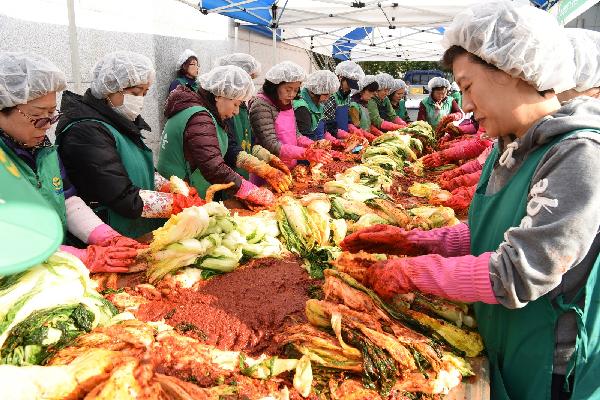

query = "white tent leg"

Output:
[[234, 24, 239, 52], [66, 0, 82, 94]]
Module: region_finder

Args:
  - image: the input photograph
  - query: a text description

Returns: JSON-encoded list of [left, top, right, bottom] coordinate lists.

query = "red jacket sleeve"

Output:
[[417, 103, 427, 121]]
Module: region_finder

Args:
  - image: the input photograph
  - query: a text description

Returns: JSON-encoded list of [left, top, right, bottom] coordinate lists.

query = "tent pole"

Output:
[[66, 0, 82, 94], [234, 22, 239, 52], [272, 28, 277, 64]]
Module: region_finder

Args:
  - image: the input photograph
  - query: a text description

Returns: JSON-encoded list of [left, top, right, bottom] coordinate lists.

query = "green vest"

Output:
[[450, 91, 462, 108], [349, 101, 371, 130], [0, 139, 66, 232], [469, 130, 600, 400], [293, 88, 324, 132], [59, 119, 163, 238], [158, 106, 228, 198], [0, 146, 63, 274], [231, 105, 252, 179], [333, 91, 351, 107], [393, 99, 409, 121], [421, 96, 453, 129], [176, 77, 199, 92]]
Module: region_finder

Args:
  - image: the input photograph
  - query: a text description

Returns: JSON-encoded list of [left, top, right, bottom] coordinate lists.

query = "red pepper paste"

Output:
[[135, 257, 316, 356]]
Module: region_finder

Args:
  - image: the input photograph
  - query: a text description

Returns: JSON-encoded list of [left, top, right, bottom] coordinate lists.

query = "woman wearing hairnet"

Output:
[[557, 28, 600, 103], [294, 70, 342, 144], [388, 79, 410, 122], [367, 73, 406, 134], [168, 49, 199, 93], [159, 66, 289, 207], [249, 61, 332, 170], [417, 77, 461, 129], [214, 53, 261, 179], [0, 52, 144, 273], [349, 75, 380, 141], [57, 51, 205, 240], [342, 2, 600, 399], [323, 60, 368, 138]]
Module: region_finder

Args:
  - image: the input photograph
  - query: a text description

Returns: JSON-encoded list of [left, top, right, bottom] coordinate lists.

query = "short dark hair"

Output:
[[262, 79, 280, 101], [442, 45, 553, 96], [363, 81, 379, 93], [177, 56, 198, 77]]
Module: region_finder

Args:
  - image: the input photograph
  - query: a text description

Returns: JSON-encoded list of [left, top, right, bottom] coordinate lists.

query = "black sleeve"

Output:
[[294, 106, 313, 136], [57, 121, 143, 219], [224, 119, 243, 169]]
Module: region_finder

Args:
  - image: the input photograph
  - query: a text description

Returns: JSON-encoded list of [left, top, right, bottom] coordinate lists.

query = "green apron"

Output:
[[232, 105, 252, 179], [176, 77, 199, 92], [0, 139, 66, 232], [59, 120, 163, 238], [157, 106, 228, 198], [421, 96, 453, 129], [450, 91, 462, 108], [469, 130, 600, 400], [293, 88, 325, 140], [393, 99, 409, 121], [0, 146, 63, 274], [350, 102, 371, 130]]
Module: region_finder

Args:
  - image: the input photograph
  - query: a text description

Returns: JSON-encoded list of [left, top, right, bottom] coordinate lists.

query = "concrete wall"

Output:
[[0, 0, 312, 158]]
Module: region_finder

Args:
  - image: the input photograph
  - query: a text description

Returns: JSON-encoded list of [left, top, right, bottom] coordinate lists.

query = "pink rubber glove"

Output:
[[324, 132, 342, 147], [441, 171, 482, 191], [423, 138, 492, 168], [336, 129, 350, 139], [440, 159, 483, 182], [340, 223, 471, 257], [87, 224, 146, 250], [235, 179, 275, 206], [380, 120, 404, 131], [365, 252, 498, 304], [369, 125, 384, 138], [457, 120, 477, 135], [279, 144, 307, 161], [347, 124, 360, 134], [297, 135, 314, 148], [60, 245, 137, 273], [392, 116, 407, 126]]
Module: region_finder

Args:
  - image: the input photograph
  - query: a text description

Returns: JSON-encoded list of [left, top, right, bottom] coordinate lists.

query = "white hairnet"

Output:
[[442, 0, 575, 92], [198, 65, 255, 101], [0, 52, 66, 110], [390, 79, 407, 94], [428, 77, 450, 92], [304, 70, 340, 95], [374, 73, 394, 90], [450, 81, 460, 92], [90, 51, 155, 99], [265, 61, 306, 84], [358, 75, 378, 91], [565, 28, 600, 92], [214, 53, 261, 77], [177, 49, 198, 71], [334, 60, 365, 81]]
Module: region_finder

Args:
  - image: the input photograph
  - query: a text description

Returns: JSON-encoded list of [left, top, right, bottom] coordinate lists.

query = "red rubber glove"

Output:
[[340, 223, 471, 257], [304, 148, 333, 164], [441, 170, 482, 191], [235, 180, 275, 206], [380, 120, 404, 131], [443, 185, 476, 212], [392, 116, 407, 126], [324, 132, 343, 147], [337, 129, 350, 139], [364, 253, 498, 304], [84, 244, 139, 273], [172, 193, 206, 214], [369, 125, 384, 137], [440, 159, 482, 182]]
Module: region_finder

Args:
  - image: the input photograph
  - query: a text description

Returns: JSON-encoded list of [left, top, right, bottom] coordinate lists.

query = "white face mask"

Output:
[[112, 93, 144, 121]]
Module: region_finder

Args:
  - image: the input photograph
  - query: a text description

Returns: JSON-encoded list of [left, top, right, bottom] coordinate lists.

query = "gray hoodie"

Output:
[[486, 97, 600, 374]]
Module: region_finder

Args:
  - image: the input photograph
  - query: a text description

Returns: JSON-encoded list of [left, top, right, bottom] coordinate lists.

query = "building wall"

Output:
[[0, 0, 312, 158]]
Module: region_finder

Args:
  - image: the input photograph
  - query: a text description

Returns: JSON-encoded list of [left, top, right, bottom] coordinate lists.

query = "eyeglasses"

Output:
[[16, 107, 62, 129]]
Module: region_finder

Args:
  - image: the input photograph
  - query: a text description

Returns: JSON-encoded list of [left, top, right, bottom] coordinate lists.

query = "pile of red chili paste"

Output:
[[135, 256, 318, 356]]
